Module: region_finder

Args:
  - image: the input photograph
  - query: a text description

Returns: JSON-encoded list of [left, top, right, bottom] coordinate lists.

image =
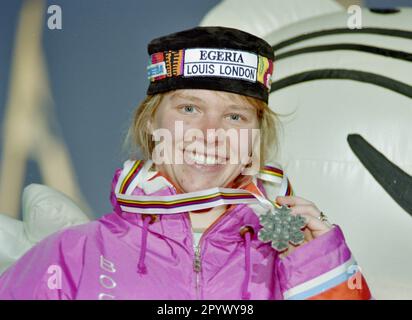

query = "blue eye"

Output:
[[183, 105, 196, 113], [228, 114, 241, 121]]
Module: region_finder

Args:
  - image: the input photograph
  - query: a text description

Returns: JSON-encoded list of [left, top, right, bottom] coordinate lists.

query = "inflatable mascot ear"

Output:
[[0, 184, 89, 275], [202, 1, 412, 299]]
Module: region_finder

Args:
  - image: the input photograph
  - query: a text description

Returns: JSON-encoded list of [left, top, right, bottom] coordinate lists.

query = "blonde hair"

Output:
[[123, 91, 280, 171]]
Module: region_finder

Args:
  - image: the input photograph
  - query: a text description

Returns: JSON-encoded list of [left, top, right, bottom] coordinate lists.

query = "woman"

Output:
[[0, 26, 371, 300]]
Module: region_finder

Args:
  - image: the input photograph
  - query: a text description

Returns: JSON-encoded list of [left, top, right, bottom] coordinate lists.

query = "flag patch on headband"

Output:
[[147, 48, 273, 90]]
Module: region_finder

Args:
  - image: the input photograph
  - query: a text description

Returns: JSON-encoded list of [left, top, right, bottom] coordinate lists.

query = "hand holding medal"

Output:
[[258, 195, 333, 257]]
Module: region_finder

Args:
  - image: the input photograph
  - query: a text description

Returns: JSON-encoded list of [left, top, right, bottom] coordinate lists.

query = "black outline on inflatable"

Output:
[[369, 8, 401, 14], [270, 28, 412, 215], [272, 27, 412, 51], [347, 134, 412, 216], [270, 69, 412, 99], [276, 44, 412, 62]]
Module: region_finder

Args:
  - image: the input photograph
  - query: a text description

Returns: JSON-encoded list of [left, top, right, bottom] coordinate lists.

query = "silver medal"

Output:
[[258, 205, 307, 252]]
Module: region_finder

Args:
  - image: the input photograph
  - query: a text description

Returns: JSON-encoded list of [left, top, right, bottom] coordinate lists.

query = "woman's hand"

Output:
[[275, 195, 333, 258]]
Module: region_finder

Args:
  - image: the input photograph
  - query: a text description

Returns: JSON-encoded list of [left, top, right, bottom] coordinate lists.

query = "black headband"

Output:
[[146, 26, 275, 103]]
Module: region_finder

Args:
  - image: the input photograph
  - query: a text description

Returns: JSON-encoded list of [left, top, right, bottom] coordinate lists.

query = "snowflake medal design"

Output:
[[257, 204, 307, 252]]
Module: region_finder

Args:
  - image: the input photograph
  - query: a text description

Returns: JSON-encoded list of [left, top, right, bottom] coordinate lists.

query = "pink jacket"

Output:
[[0, 161, 372, 300]]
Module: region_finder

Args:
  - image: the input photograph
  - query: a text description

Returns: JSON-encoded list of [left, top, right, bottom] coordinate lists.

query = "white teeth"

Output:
[[205, 156, 216, 165], [187, 152, 220, 165]]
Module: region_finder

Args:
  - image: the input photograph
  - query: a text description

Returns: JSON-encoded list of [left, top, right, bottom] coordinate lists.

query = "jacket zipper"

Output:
[[189, 204, 237, 300], [193, 244, 201, 299]]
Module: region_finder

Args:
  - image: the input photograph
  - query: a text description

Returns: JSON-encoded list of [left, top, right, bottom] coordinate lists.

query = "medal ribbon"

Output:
[[115, 160, 292, 214]]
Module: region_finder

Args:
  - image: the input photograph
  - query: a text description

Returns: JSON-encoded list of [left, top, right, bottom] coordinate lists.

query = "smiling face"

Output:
[[149, 89, 260, 193]]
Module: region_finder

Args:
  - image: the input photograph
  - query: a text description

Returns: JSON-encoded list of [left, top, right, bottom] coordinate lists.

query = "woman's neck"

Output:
[[189, 205, 228, 233]]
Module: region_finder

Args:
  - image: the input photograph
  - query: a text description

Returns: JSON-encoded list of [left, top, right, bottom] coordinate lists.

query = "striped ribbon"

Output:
[[115, 160, 292, 215], [258, 164, 294, 197]]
